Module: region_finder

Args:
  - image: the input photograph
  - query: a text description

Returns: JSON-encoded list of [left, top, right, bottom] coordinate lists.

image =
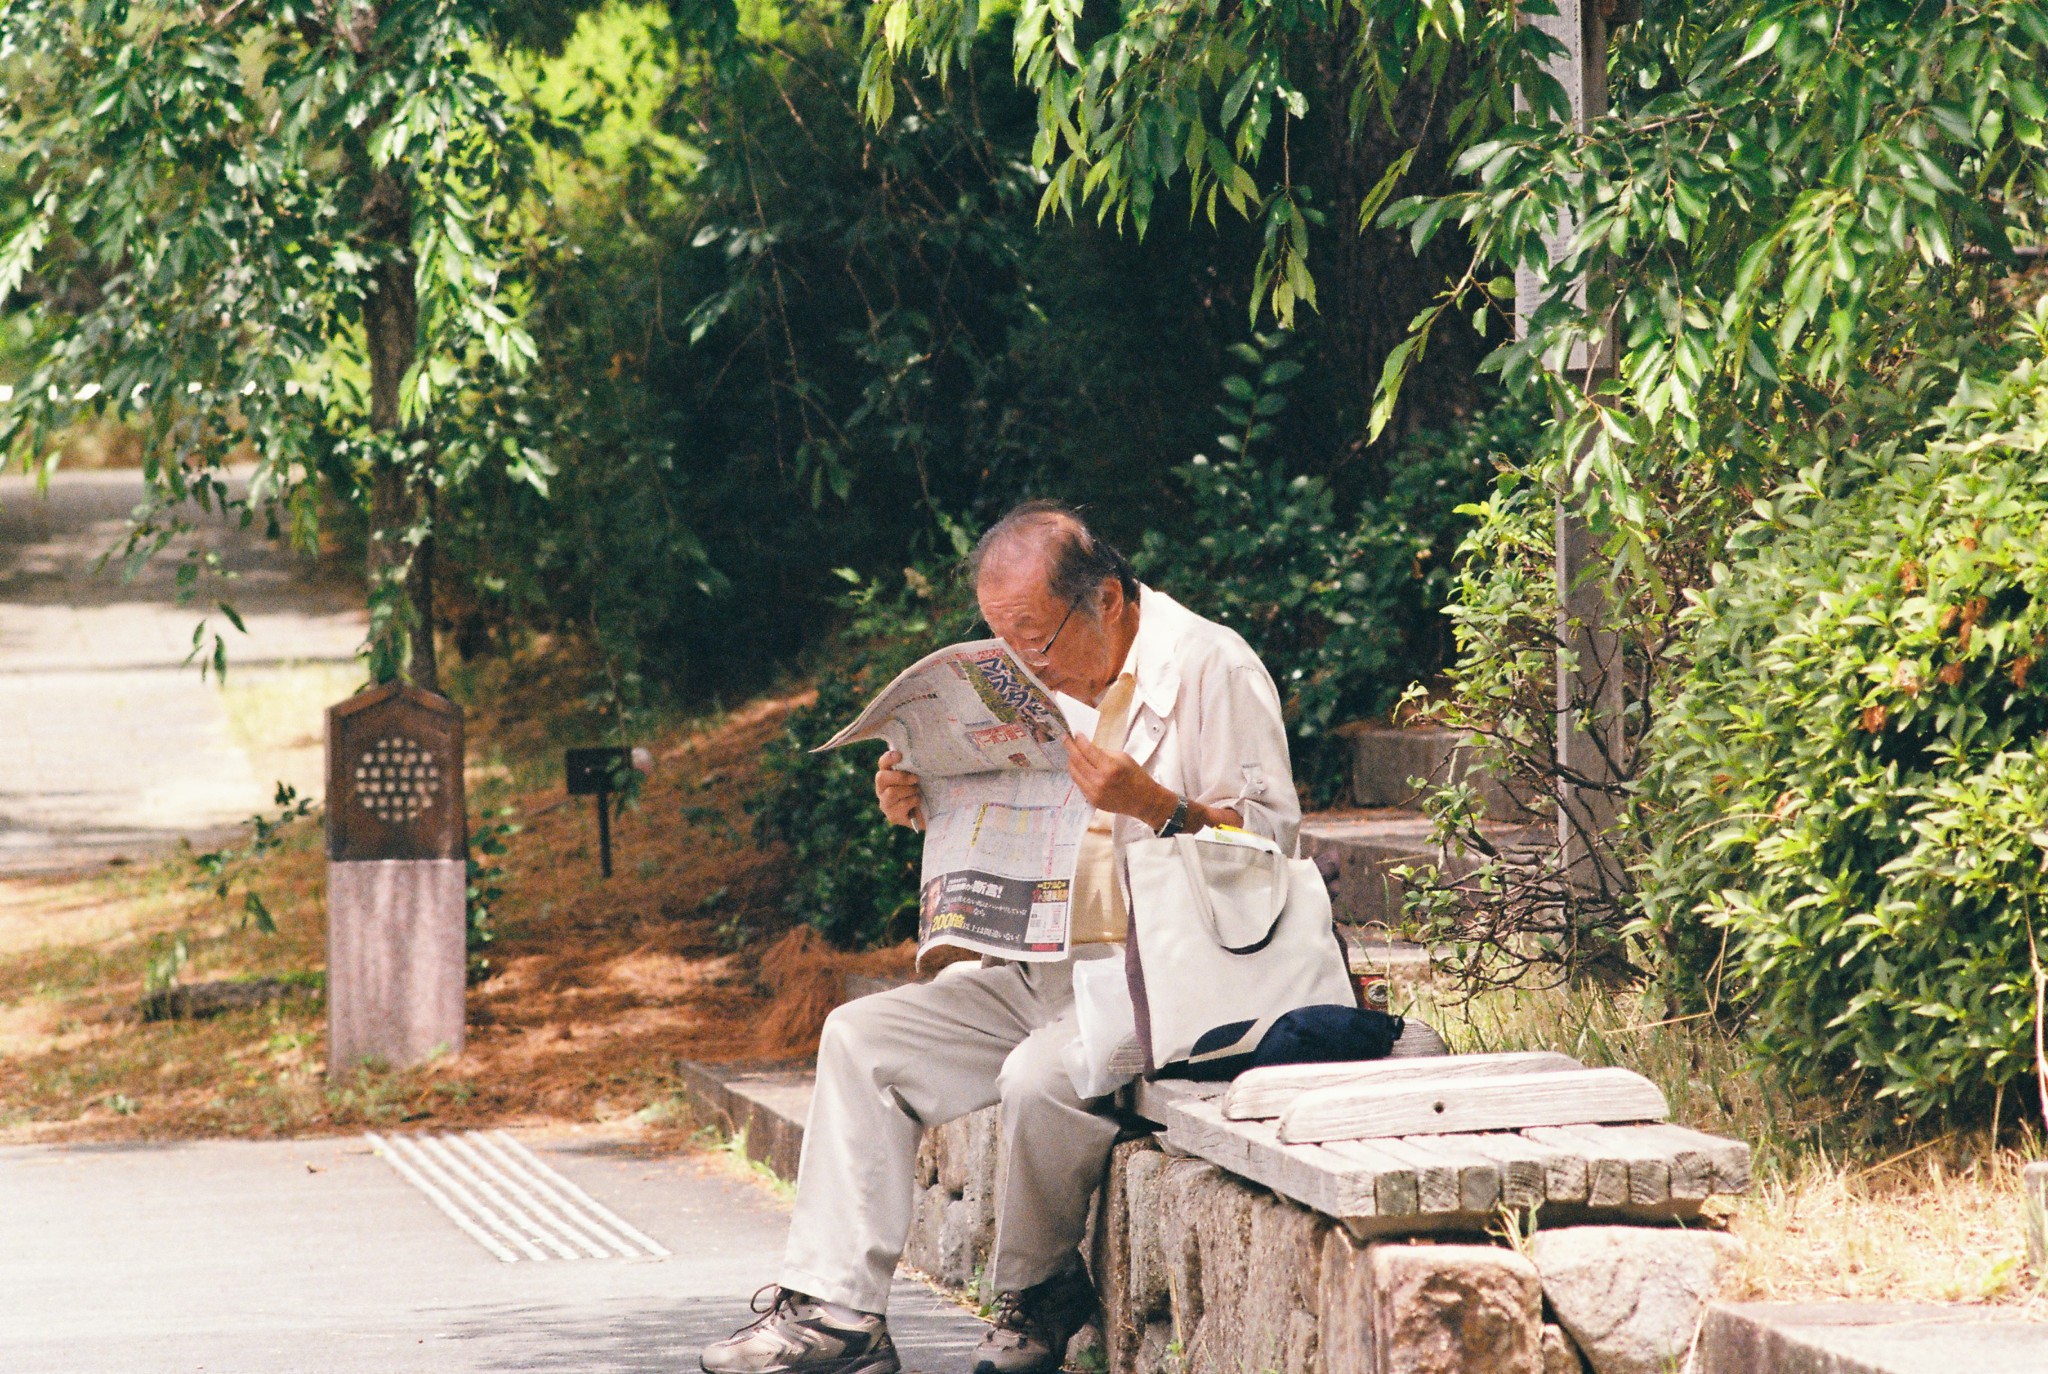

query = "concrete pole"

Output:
[[1517, 0, 1626, 888]]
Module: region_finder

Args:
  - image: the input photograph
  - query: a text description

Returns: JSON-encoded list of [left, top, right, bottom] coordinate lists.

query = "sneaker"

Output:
[[971, 1265, 1097, 1374], [701, 1286, 899, 1374]]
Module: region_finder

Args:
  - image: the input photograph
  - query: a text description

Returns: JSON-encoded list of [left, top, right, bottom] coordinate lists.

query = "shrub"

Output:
[[1139, 339, 1531, 801], [1640, 306, 2048, 1119]]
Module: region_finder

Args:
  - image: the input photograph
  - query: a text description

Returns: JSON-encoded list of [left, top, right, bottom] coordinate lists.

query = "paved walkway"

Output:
[[0, 1131, 981, 1373], [0, 467, 365, 873]]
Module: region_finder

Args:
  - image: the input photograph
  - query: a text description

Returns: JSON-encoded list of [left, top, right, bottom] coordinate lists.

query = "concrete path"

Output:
[[0, 1132, 982, 1373], [0, 467, 365, 874]]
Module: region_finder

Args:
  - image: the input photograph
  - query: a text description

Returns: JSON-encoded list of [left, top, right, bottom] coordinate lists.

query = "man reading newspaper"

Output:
[[703, 501, 1299, 1374]]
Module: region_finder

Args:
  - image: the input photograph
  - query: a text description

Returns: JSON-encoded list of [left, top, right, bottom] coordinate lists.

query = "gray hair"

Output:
[[968, 500, 1140, 613]]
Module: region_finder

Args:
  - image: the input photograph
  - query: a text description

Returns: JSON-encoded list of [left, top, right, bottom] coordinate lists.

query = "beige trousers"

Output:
[[779, 947, 1123, 1313]]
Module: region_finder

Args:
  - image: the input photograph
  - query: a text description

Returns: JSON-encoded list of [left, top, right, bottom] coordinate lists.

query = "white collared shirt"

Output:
[[1055, 584, 1301, 854]]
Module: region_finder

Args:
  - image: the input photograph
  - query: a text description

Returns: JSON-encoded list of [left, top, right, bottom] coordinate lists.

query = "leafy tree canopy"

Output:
[[0, 0, 597, 679]]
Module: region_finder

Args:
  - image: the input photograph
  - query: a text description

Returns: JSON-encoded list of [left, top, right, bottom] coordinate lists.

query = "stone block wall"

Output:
[[1089, 1140, 1548, 1374], [903, 1122, 1739, 1374], [904, 1105, 1003, 1290]]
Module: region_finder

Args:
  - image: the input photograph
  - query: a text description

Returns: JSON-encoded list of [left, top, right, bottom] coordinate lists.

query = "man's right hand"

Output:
[[875, 749, 925, 830]]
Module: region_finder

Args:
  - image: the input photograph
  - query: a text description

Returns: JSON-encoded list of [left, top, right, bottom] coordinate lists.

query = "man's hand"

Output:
[[1065, 734, 1177, 830], [875, 749, 925, 830]]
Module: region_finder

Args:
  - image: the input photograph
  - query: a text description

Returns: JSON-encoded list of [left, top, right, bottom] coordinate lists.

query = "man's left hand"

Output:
[[1065, 734, 1176, 830]]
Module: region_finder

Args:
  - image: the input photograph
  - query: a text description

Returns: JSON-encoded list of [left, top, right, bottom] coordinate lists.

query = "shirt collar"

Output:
[[1123, 584, 1183, 719]]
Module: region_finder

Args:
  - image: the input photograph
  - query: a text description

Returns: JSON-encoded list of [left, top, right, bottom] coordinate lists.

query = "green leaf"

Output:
[[1737, 20, 1783, 66], [1357, 148, 1416, 230]]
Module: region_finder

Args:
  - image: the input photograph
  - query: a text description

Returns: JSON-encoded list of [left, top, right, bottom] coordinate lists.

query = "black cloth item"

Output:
[[1162, 1004, 1406, 1081], [1248, 1004, 1405, 1068]]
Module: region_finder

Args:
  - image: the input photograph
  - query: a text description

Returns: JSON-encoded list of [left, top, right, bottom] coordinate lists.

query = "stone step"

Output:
[[1698, 1302, 2048, 1373], [1342, 724, 1544, 822], [672, 1061, 813, 1181], [1301, 809, 1548, 930]]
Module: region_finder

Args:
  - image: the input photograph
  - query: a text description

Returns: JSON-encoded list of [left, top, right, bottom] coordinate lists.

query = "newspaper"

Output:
[[816, 640, 1090, 961]]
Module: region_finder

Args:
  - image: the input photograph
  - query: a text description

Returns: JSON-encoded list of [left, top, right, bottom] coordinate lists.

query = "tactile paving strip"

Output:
[[367, 1130, 671, 1264]]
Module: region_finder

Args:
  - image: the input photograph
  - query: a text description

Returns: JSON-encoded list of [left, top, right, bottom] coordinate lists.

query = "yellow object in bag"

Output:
[[1068, 674, 1136, 945]]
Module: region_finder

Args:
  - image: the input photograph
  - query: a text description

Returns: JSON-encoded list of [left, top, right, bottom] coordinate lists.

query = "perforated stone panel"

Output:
[[353, 736, 445, 825], [327, 683, 466, 861]]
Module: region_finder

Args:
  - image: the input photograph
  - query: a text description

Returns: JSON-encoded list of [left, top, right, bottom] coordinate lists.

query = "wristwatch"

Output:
[[1157, 793, 1191, 838]]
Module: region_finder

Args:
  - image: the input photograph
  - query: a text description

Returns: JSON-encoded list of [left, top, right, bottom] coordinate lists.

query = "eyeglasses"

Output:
[[1021, 594, 1083, 665]]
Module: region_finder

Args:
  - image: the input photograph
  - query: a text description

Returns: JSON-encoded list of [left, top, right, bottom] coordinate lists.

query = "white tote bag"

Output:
[[1122, 827, 1354, 1077]]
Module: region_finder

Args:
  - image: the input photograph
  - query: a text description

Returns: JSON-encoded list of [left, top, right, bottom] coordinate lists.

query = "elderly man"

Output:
[[704, 500, 1298, 1374]]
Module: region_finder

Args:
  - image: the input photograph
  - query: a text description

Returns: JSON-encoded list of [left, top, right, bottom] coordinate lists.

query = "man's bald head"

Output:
[[968, 500, 1138, 614]]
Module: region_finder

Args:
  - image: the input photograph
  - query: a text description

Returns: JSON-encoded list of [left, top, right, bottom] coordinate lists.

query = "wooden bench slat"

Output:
[[1583, 1122, 1715, 1200], [1221, 1051, 1582, 1121], [1496, 1131, 1591, 1205], [1395, 1133, 1504, 1213], [1319, 1137, 1421, 1217], [1523, 1122, 1670, 1205], [1162, 1097, 1380, 1218], [1640, 1122, 1753, 1194], [1331, 1135, 1468, 1213], [1277, 1067, 1669, 1143], [1434, 1132, 1551, 1210], [1148, 1071, 1748, 1238]]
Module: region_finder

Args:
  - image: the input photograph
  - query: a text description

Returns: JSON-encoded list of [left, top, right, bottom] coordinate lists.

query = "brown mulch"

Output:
[[0, 667, 918, 1144]]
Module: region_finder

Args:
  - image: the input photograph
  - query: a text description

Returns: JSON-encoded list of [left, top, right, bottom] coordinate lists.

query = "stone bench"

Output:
[[1135, 1072, 1751, 1239], [892, 1050, 1755, 1374], [684, 1046, 1758, 1374]]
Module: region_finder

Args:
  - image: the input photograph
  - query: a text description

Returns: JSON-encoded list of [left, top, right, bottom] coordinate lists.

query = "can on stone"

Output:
[[325, 682, 467, 1073]]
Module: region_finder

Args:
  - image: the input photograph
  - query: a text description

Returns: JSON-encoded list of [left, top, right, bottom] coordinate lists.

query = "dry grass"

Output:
[[1413, 979, 2048, 1312], [1731, 1147, 2044, 1313]]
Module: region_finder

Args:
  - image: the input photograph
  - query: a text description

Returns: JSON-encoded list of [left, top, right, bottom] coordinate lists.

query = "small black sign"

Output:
[[565, 747, 632, 797]]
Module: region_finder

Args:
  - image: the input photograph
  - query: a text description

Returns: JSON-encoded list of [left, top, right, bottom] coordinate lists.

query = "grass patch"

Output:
[[1410, 979, 2048, 1313]]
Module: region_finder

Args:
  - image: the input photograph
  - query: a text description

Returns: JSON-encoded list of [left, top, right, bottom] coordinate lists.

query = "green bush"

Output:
[[752, 545, 981, 949], [1139, 342, 1533, 801], [1641, 305, 2048, 1118]]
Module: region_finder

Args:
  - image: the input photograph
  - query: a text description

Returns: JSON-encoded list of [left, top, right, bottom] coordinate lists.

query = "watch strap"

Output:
[[1157, 794, 1191, 838]]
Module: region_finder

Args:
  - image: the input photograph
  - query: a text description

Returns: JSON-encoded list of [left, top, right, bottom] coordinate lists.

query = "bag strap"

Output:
[[1173, 834, 1290, 954], [1096, 673, 1138, 917]]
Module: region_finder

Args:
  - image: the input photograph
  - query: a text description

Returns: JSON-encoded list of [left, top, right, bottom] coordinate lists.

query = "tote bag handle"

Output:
[[1173, 835, 1290, 954]]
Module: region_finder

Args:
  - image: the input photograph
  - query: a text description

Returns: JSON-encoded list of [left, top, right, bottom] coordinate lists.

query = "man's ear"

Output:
[[1100, 576, 1125, 618]]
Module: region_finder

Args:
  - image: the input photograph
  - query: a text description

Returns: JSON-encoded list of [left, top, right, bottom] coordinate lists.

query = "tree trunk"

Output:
[[360, 163, 438, 690], [1300, 27, 1489, 488]]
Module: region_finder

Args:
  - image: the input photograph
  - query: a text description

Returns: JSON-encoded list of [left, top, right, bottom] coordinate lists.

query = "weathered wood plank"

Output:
[[1591, 1122, 1715, 1200], [1339, 1135, 1464, 1213], [1396, 1134, 1504, 1213], [1234, 1115, 1385, 1219], [1128, 1076, 1225, 1128], [1442, 1133, 1551, 1210], [1524, 1123, 1668, 1205], [1645, 1122, 1753, 1194], [1160, 1096, 1253, 1172], [1221, 1051, 1582, 1121], [1320, 1138, 1421, 1218], [1499, 1131, 1591, 1205], [1161, 1097, 1379, 1218], [1522, 1125, 1630, 1206], [1277, 1067, 1669, 1143]]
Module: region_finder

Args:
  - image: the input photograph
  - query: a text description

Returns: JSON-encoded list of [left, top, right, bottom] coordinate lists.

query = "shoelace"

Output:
[[739, 1284, 808, 1334], [987, 1290, 1043, 1344]]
